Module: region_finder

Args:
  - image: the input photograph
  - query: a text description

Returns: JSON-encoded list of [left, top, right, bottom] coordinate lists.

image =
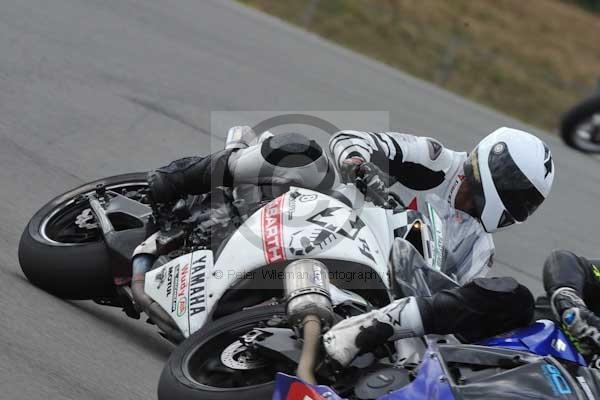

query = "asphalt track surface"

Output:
[[1, 1, 599, 399]]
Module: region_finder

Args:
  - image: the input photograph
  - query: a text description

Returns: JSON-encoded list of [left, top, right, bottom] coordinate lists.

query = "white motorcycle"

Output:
[[147, 185, 488, 399], [19, 162, 490, 399]]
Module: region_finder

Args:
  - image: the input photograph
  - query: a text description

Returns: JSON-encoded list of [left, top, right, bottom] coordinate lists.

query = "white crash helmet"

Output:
[[463, 127, 555, 233]]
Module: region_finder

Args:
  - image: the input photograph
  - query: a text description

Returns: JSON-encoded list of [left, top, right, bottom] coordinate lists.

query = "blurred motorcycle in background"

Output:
[[561, 84, 600, 153]]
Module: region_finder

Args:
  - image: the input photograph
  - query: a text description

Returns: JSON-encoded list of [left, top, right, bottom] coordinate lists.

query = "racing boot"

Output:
[[323, 297, 424, 366], [551, 287, 600, 355]]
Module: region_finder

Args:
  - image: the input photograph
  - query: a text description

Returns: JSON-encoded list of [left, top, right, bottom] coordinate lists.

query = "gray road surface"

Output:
[[1, 1, 599, 399]]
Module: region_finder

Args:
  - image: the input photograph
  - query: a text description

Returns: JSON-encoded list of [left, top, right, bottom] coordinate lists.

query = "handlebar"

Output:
[[355, 177, 404, 210]]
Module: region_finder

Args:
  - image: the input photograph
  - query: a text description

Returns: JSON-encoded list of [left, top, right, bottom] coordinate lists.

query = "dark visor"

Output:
[[488, 143, 544, 222]]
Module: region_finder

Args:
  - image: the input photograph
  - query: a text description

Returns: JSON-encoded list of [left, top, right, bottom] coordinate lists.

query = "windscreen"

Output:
[[438, 345, 591, 400], [455, 361, 585, 399], [391, 195, 495, 296], [425, 195, 494, 285]]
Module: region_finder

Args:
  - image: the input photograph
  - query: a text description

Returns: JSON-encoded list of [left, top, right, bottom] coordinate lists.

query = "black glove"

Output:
[[552, 287, 600, 355], [340, 157, 392, 203]]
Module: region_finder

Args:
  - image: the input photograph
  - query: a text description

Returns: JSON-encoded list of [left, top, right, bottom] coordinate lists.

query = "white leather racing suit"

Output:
[[328, 130, 495, 282], [330, 130, 467, 212]]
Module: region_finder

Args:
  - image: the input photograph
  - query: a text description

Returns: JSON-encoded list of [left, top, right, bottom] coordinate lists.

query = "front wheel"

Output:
[[158, 305, 291, 400], [18, 173, 149, 299]]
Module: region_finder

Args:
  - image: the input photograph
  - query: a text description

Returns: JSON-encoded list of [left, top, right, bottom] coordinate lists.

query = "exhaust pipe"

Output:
[[284, 259, 333, 384]]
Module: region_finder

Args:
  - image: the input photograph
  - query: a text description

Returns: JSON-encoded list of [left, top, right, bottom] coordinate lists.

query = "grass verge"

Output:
[[241, 0, 600, 131]]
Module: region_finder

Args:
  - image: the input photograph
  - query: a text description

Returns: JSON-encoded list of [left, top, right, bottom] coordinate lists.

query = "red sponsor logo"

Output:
[[178, 263, 189, 298], [262, 196, 285, 264], [286, 382, 325, 400]]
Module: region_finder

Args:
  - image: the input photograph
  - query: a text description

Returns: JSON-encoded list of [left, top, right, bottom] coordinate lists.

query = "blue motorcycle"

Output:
[[273, 317, 597, 400]]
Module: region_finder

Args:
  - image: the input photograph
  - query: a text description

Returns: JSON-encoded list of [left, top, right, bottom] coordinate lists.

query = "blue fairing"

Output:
[[378, 338, 454, 400], [273, 363, 455, 400], [272, 320, 584, 400], [272, 337, 456, 400], [477, 319, 586, 366]]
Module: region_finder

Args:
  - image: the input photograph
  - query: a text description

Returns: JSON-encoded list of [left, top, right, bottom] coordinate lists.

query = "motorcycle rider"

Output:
[[145, 125, 555, 366], [322, 127, 554, 366], [149, 125, 554, 237], [544, 249, 600, 357]]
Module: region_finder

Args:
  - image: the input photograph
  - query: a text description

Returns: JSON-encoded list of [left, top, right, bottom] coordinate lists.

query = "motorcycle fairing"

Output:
[[271, 336, 590, 400], [144, 187, 398, 337], [144, 187, 451, 338], [270, 337, 455, 400], [478, 319, 586, 366], [209, 187, 393, 303], [144, 250, 213, 337], [379, 339, 454, 400], [272, 373, 344, 400]]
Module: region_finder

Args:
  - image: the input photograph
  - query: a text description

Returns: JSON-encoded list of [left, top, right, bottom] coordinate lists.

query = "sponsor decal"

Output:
[[493, 142, 506, 154], [358, 237, 375, 262], [165, 266, 173, 297], [189, 255, 208, 317], [177, 296, 187, 317], [274, 374, 342, 400], [551, 338, 567, 352], [307, 207, 342, 231], [175, 263, 190, 316], [299, 194, 317, 203], [170, 265, 180, 313], [286, 382, 325, 400], [307, 207, 365, 240], [288, 229, 336, 256], [427, 204, 445, 271], [262, 196, 286, 264], [427, 138, 443, 160], [541, 364, 572, 396]]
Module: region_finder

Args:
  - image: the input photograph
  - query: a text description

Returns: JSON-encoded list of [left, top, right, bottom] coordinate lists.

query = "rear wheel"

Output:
[[18, 173, 149, 299], [560, 95, 600, 153], [158, 305, 292, 400]]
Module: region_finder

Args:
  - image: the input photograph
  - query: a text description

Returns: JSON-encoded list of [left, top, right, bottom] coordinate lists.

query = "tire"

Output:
[[18, 172, 148, 299], [560, 95, 600, 153], [158, 305, 289, 400]]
